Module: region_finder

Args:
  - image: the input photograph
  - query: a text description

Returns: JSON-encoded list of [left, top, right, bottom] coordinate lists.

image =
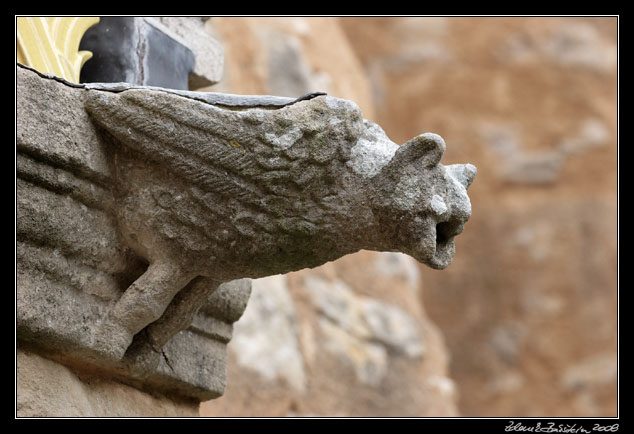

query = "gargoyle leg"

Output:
[[122, 276, 222, 377], [142, 276, 220, 348], [95, 261, 195, 361]]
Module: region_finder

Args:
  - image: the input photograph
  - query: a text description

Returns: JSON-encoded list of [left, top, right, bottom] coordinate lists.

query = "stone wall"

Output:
[[200, 16, 617, 418], [339, 16, 618, 417], [201, 252, 457, 416]]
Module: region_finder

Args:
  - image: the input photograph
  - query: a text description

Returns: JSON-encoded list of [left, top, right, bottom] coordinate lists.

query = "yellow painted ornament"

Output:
[[17, 17, 100, 83]]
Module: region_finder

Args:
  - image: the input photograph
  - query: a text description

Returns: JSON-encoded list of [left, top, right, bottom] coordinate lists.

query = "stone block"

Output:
[[17, 349, 199, 417], [79, 17, 196, 90], [155, 17, 224, 89]]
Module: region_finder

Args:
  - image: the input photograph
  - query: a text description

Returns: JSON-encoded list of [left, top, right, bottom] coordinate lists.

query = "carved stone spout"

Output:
[[17, 62, 475, 394], [80, 83, 476, 369]]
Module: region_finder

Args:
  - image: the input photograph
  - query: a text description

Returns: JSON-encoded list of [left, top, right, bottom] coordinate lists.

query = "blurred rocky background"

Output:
[[198, 16, 617, 417]]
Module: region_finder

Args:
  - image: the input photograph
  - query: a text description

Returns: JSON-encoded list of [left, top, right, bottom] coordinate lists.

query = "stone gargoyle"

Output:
[[82, 84, 476, 372]]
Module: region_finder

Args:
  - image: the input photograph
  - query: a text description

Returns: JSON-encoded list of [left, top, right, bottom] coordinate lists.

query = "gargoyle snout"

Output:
[[414, 162, 476, 270], [442, 163, 476, 229]]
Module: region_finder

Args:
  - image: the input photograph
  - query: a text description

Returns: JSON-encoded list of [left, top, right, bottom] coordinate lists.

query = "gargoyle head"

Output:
[[365, 127, 476, 270]]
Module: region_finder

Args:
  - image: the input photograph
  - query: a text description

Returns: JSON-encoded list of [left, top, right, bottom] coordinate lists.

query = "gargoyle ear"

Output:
[[395, 133, 446, 168], [447, 163, 477, 189]]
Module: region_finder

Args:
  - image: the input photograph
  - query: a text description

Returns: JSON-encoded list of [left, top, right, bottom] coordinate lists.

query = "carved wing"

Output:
[[84, 89, 359, 235]]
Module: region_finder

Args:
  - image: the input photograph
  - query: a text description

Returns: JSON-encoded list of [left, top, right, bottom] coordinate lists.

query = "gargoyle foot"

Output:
[[93, 260, 195, 361], [121, 332, 161, 378], [120, 276, 222, 377]]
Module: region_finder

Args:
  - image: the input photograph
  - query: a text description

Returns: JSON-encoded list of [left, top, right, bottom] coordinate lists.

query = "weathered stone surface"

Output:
[[77, 68, 474, 369], [16, 64, 252, 402], [17, 349, 198, 417]]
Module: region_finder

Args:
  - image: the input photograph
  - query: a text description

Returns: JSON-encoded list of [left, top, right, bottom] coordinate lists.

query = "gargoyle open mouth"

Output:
[[406, 215, 459, 270], [436, 220, 462, 245], [429, 220, 464, 269], [408, 163, 475, 270]]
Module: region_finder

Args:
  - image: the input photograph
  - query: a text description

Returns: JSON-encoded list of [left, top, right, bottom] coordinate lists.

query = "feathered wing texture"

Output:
[[87, 90, 261, 203], [84, 89, 365, 246]]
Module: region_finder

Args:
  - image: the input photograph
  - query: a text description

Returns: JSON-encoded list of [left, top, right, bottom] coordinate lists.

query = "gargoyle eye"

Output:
[[430, 194, 448, 217]]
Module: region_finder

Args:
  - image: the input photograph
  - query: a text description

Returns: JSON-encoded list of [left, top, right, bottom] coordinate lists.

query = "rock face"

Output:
[[200, 16, 616, 418], [339, 16, 618, 417], [201, 251, 458, 417]]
